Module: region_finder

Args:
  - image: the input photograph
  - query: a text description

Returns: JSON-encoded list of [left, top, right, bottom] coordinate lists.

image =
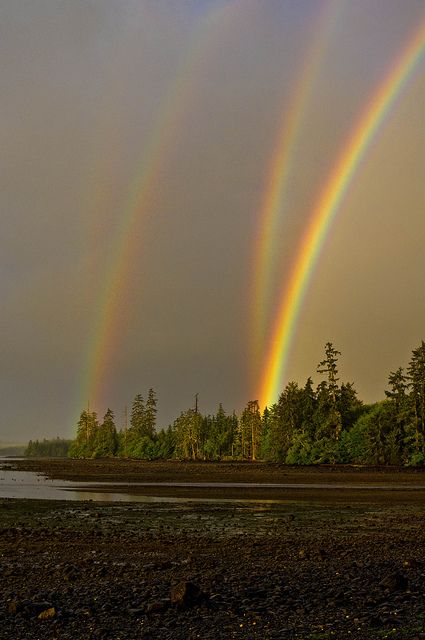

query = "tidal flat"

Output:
[[1, 460, 425, 639]]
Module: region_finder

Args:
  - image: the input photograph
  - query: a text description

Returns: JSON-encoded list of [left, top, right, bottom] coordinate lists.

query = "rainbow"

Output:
[[78, 1, 241, 415], [258, 13, 425, 409], [251, 0, 342, 372]]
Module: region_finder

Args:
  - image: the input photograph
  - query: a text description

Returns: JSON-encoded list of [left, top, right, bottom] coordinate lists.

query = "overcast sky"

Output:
[[1, 0, 425, 442]]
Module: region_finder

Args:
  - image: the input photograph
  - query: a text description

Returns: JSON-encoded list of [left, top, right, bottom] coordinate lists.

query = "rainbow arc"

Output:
[[258, 13, 425, 409], [78, 2, 241, 414]]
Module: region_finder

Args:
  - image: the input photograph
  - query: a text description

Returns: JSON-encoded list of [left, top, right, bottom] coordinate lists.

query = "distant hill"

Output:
[[0, 443, 26, 456]]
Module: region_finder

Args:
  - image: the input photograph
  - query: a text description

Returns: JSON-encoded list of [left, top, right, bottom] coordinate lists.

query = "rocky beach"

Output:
[[1, 460, 425, 639]]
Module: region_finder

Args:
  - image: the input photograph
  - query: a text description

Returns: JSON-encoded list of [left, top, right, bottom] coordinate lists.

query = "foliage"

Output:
[[25, 437, 71, 458], [62, 341, 425, 466], [316, 342, 342, 440], [92, 409, 118, 458], [238, 400, 262, 460], [68, 410, 100, 458]]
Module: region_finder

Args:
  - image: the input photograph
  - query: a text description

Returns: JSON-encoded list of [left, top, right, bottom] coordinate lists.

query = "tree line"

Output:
[[40, 341, 425, 465], [25, 437, 72, 457]]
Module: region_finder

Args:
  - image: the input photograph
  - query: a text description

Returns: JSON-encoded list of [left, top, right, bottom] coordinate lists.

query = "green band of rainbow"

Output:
[[258, 13, 425, 408], [251, 0, 341, 375]]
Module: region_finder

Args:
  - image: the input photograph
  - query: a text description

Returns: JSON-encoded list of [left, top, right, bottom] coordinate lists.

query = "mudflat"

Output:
[[2, 460, 425, 639], [10, 457, 425, 502]]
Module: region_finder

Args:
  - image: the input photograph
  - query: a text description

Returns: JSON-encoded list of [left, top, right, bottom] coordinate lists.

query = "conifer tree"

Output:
[[407, 342, 425, 451], [173, 408, 202, 459], [317, 342, 342, 440], [385, 367, 410, 455], [69, 409, 99, 457], [239, 400, 262, 460], [268, 382, 303, 461], [95, 408, 118, 457], [144, 388, 157, 438], [130, 394, 145, 439]]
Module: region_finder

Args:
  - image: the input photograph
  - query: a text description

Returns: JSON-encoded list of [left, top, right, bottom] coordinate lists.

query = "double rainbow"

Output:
[[258, 13, 425, 409], [78, 2, 241, 414], [251, 0, 342, 370]]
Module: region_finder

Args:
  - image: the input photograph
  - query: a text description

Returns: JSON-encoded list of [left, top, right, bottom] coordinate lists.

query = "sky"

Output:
[[1, 0, 425, 442]]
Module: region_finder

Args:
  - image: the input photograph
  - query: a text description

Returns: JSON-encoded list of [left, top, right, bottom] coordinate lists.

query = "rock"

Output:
[[64, 564, 79, 582], [27, 601, 54, 617], [7, 600, 22, 614], [170, 581, 205, 607], [146, 600, 169, 614], [38, 607, 56, 620], [379, 571, 409, 592]]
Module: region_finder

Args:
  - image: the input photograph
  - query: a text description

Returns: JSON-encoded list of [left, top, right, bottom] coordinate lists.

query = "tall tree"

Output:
[[317, 342, 342, 440], [300, 377, 316, 439], [268, 382, 303, 461], [385, 367, 411, 460], [95, 408, 118, 457], [130, 394, 145, 439], [173, 409, 202, 460], [338, 382, 363, 431], [239, 400, 262, 460], [69, 409, 99, 458], [144, 388, 158, 438], [407, 341, 425, 450]]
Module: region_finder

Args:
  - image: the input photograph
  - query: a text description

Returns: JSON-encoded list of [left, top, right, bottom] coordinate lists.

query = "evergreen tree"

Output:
[[26, 437, 71, 457], [155, 426, 175, 459], [229, 411, 239, 458], [386, 367, 408, 413], [317, 343, 342, 440], [94, 408, 118, 457], [353, 401, 402, 465], [407, 341, 425, 451], [69, 409, 99, 458], [268, 382, 303, 461], [239, 400, 262, 460], [300, 377, 316, 439], [385, 367, 412, 462], [144, 388, 157, 438], [201, 404, 235, 459], [173, 409, 202, 459], [130, 394, 145, 438], [259, 406, 272, 460], [338, 382, 363, 431]]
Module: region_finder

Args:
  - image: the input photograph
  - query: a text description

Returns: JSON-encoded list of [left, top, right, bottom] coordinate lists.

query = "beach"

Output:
[[1, 460, 425, 639]]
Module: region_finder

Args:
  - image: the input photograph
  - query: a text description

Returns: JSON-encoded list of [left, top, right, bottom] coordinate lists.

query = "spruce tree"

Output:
[[317, 342, 342, 440], [407, 342, 425, 450], [130, 394, 145, 439], [95, 408, 118, 457], [144, 388, 157, 438], [239, 400, 262, 460]]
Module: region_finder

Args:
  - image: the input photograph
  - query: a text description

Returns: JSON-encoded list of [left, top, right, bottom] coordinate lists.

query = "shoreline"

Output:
[[7, 457, 425, 504]]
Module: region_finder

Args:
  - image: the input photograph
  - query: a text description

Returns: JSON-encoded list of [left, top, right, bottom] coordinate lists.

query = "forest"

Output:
[[27, 341, 425, 465]]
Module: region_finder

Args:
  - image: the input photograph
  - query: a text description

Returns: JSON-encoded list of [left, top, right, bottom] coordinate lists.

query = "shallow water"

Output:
[[0, 460, 288, 503], [1, 458, 424, 503]]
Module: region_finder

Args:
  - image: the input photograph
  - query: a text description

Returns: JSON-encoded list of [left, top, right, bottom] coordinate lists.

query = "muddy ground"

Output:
[[1, 459, 425, 639]]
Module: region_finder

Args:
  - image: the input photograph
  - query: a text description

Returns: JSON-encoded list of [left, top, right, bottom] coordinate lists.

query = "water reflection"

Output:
[[1, 459, 424, 503], [0, 461, 289, 503]]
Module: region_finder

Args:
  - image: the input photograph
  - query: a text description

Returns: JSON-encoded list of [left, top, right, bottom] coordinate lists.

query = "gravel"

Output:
[[1, 497, 425, 639]]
